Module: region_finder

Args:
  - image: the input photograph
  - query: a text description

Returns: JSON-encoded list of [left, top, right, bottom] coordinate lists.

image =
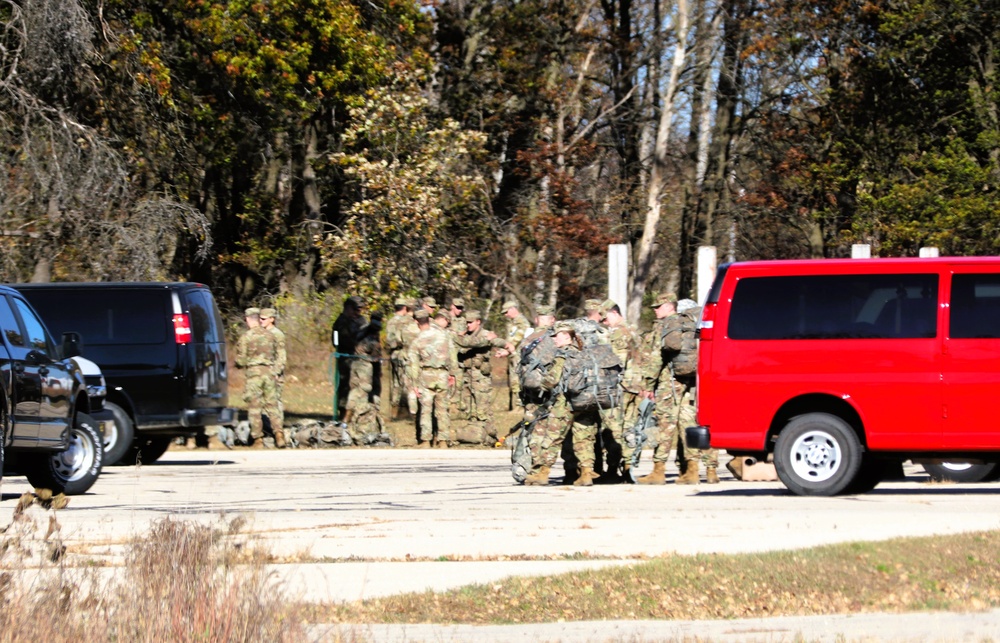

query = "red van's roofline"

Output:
[[726, 256, 1000, 270]]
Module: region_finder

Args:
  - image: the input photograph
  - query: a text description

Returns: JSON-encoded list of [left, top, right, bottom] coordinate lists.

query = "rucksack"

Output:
[[519, 330, 558, 394], [562, 343, 622, 412], [662, 307, 700, 376], [510, 421, 533, 483], [565, 318, 610, 347]]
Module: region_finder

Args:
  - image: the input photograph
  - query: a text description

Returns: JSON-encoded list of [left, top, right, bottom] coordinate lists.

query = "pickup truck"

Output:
[[0, 285, 104, 495]]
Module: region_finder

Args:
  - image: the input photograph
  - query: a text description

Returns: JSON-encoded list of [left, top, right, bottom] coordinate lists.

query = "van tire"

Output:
[[23, 413, 104, 496], [103, 402, 135, 466], [923, 462, 1000, 483], [774, 413, 862, 497]]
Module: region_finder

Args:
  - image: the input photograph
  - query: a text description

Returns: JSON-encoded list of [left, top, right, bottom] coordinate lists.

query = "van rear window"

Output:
[[729, 274, 938, 340], [950, 274, 1000, 339], [22, 289, 168, 346]]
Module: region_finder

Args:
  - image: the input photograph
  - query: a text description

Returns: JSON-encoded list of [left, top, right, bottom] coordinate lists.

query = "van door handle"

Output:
[[13, 361, 24, 374]]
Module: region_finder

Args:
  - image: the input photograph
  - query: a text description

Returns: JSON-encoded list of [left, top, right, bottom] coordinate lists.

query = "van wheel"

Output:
[[103, 402, 135, 466], [24, 413, 104, 496], [923, 462, 1000, 483], [122, 435, 174, 465], [774, 413, 862, 497]]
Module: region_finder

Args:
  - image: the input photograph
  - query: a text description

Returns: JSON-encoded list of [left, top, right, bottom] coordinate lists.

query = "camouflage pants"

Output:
[[244, 368, 282, 440], [507, 357, 522, 409], [465, 368, 492, 422], [390, 357, 418, 415], [417, 369, 451, 443], [649, 379, 696, 465], [598, 391, 640, 469], [529, 397, 599, 470], [345, 387, 382, 445]]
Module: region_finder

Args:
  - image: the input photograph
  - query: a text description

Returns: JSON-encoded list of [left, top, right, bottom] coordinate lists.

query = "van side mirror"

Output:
[[61, 331, 83, 359]]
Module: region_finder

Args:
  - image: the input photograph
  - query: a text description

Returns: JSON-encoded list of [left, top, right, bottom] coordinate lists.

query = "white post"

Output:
[[608, 244, 629, 320], [696, 246, 717, 305], [919, 247, 939, 258], [852, 244, 871, 259]]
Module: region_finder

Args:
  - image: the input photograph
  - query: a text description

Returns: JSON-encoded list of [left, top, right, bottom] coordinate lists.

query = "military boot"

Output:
[[249, 438, 266, 450], [636, 461, 666, 485], [706, 466, 720, 484], [675, 460, 701, 484], [416, 440, 432, 449], [436, 440, 449, 449], [573, 467, 596, 487], [524, 465, 551, 486], [725, 457, 744, 481], [274, 431, 287, 449]]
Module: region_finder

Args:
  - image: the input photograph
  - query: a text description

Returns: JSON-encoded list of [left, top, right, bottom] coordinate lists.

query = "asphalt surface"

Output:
[[3, 446, 1000, 642]]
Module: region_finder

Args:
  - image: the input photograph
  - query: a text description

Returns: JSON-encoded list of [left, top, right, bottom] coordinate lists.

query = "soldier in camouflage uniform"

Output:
[[448, 297, 469, 413], [408, 309, 459, 448], [385, 297, 420, 419], [454, 309, 513, 432], [235, 308, 283, 448], [636, 293, 700, 484], [420, 296, 437, 318], [499, 300, 532, 410], [259, 307, 287, 447], [668, 298, 717, 483], [343, 322, 385, 445], [598, 299, 640, 482], [524, 321, 600, 487]]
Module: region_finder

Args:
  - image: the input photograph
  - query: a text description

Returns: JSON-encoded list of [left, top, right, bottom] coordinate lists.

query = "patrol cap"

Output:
[[414, 309, 430, 322], [394, 296, 409, 307], [536, 304, 555, 317], [599, 298, 618, 317], [259, 307, 276, 319], [421, 296, 437, 308], [584, 298, 603, 313], [451, 297, 465, 309], [434, 309, 451, 321], [502, 299, 518, 312], [553, 321, 576, 334], [244, 307, 261, 317], [650, 292, 677, 307], [465, 309, 481, 321], [406, 297, 419, 309]]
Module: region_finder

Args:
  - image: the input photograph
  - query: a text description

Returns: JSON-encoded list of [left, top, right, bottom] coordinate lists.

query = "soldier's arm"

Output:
[[541, 355, 565, 392], [235, 334, 248, 368], [274, 333, 287, 374], [406, 342, 421, 385]]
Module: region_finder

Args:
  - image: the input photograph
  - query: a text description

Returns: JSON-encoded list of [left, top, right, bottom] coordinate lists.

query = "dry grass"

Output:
[[313, 530, 1000, 625], [0, 494, 308, 643]]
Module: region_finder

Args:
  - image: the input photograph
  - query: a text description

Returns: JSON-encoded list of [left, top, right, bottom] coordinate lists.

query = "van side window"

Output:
[[950, 274, 1000, 339], [729, 274, 938, 340], [25, 290, 168, 345], [0, 296, 25, 347]]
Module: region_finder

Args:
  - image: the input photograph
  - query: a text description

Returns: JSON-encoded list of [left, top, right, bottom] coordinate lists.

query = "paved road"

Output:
[[3, 448, 1000, 641]]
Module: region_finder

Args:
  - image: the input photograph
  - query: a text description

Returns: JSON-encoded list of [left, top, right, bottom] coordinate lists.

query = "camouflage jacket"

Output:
[[236, 326, 279, 371], [505, 313, 532, 347], [640, 317, 670, 391], [407, 326, 459, 382], [385, 313, 419, 360], [266, 325, 287, 375], [607, 322, 640, 392], [455, 326, 507, 372]]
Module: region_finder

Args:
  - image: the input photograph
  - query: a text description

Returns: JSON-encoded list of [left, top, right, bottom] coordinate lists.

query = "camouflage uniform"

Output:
[[665, 301, 717, 472], [385, 299, 420, 416], [454, 310, 508, 425], [529, 337, 599, 480], [408, 312, 459, 445], [260, 308, 286, 431], [344, 330, 384, 445], [235, 309, 282, 442], [447, 298, 469, 413], [599, 300, 641, 476], [502, 301, 532, 409]]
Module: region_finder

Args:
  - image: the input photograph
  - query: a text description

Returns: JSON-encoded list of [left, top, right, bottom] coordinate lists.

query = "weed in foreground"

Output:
[[0, 498, 308, 643]]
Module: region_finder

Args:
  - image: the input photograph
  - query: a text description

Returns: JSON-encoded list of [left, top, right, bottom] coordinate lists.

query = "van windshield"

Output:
[[729, 273, 938, 340]]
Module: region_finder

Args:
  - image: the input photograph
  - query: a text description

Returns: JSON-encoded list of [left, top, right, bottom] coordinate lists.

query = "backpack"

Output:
[[519, 330, 558, 394], [510, 422, 533, 483], [662, 307, 700, 377], [565, 318, 610, 347], [562, 343, 622, 412]]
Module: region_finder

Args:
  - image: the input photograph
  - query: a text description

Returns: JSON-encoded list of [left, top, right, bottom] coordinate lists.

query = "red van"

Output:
[[686, 257, 1000, 496]]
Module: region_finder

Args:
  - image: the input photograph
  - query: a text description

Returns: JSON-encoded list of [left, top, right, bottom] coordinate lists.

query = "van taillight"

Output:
[[698, 303, 716, 341], [173, 314, 193, 344]]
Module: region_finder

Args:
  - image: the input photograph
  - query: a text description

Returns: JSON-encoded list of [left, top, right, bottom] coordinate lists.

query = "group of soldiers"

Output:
[[336, 295, 519, 448], [333, 292, 720, 486], [234, 307, 287, 448], [515, 295, 719, 487]]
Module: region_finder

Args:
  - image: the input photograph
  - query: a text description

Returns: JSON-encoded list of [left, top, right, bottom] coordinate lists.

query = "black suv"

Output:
[[15, 283, 236, 465], [0, 285, 104, 495]]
